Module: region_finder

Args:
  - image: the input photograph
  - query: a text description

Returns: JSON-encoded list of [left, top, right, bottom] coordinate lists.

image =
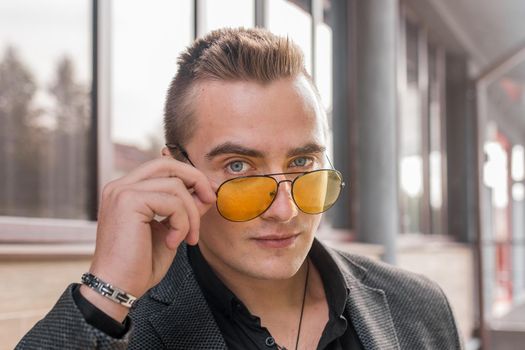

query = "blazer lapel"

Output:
[[345, 280, 400, 350], [322, 241, 400, 350], [148, 274, 226, 349], [147, 240, 400, 349], [147, 244, 227, 349]]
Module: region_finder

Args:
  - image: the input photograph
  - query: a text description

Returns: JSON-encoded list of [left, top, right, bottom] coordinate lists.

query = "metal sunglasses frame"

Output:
[[165, 143, 345, 222]]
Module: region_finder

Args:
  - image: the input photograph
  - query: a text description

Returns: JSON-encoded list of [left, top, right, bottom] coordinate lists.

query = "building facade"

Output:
[[1, 0, 524, 348]]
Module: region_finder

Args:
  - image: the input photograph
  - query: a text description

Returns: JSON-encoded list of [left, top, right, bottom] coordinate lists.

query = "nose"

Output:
[[260, 179, 298, 222]]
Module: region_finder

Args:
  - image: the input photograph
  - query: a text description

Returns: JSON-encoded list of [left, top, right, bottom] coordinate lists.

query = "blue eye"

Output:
[[291, 157, 310, 167], [228, 161, 246, 173]]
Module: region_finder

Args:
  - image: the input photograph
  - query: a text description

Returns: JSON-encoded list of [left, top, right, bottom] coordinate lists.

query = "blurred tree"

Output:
[[0, 48, 90, 219], [0, 46, 42, 216], [49, 57, 90, 133], [46, 56, 90, 219]]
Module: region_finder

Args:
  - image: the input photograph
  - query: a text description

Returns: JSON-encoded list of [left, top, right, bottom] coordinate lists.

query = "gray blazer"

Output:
[[17, 240, 463, 349]]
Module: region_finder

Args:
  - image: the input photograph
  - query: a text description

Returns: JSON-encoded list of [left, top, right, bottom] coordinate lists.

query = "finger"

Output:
[[150, 220, 178, 283], [142, 194, 190, 250], [133, 191, 189, 229], [120, 177, 203, 242], [164, 201, 190, 249], [156, 217, 189, 250], [114, 158, 216, 204], [191, 192, 214, 216]]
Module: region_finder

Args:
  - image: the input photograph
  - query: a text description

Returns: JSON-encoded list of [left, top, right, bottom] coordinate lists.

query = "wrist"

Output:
[[79, 284, 129, 323], [81, 272, 137, 308], [79, 272, 138, 323], [88, 264, 148, 298], [74, 285, 129, 338]]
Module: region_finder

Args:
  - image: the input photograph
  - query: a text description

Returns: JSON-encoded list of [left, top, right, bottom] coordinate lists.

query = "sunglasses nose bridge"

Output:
[[274, 178, 293, 194], [261, 178, 299, 221], [266, 178, 292, 197]]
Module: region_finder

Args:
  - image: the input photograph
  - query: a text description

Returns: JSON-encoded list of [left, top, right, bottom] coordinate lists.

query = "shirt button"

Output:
[[265, 337, 275, 347]]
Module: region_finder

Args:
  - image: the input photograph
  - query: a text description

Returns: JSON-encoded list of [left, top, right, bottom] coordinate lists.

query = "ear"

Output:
[[161, 146, 172, 157]]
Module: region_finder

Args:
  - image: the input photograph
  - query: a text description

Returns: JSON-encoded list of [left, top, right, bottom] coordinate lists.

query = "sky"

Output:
[[0, 0, 332, 151], [0, 0, 90, 113]]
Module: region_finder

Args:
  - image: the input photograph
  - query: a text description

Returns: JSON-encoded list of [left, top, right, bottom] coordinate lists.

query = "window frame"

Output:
[[0, 0, 327, 247], [397, 5, 449, 236], [0, 0, 109, 245]]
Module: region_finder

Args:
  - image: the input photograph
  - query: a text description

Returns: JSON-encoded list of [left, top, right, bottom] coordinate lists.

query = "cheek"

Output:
[[309, 213, 323, 229], [299, 214, 322, 245], [199, 208, 245, 249]]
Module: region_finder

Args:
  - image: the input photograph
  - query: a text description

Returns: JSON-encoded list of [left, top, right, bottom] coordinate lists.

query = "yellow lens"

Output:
[[292, 170, 342, 214], [217, 176, 277, 221]]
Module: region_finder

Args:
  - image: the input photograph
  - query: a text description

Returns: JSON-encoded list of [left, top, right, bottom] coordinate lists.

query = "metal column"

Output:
[[354, 0, 399, 263]]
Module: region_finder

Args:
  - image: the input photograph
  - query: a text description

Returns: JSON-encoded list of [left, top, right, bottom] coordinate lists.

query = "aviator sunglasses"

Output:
[[166, 144, 345, 222]]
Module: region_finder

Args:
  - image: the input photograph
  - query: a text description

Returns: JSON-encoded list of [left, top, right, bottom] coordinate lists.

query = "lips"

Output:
[[252, 233, 300, 248]]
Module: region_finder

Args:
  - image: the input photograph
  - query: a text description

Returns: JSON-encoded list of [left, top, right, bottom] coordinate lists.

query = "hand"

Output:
[[80, 157, 216, 321]]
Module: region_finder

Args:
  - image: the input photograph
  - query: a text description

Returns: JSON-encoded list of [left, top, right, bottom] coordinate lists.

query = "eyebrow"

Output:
[[205, 142, 265, 160], [204, 142, 326, 160], [286, 143, 326, 158]]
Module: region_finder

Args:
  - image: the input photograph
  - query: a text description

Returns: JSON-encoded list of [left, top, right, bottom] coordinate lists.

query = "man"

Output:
[[18, 28, 462, 349]]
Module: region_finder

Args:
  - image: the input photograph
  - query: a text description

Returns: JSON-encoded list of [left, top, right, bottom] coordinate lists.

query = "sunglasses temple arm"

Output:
[[180, 150, 196, 167], [325, 155, 335, 170], [166, 143, 197, 168]]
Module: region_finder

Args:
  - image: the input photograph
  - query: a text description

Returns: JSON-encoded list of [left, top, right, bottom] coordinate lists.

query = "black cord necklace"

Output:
[[277, 260, 310, 350]]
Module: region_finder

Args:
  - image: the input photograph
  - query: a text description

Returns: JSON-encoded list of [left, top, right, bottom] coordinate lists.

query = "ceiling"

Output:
[[405, 0, 525, 75], [405, 0, 525, 141]]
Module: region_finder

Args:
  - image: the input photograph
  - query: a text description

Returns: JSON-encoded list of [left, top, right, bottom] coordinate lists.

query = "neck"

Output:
[[198, 251, 311, 316], [198, 245, 329, 349], [225, 263, 307, 313]]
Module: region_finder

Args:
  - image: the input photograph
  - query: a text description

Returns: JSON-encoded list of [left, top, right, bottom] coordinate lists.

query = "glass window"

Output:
[[428, 46, 444, 235], [202, 0, 255, 33], [289, 0, 312, 13], [267, 0, 313, 73], [405, 20, 419, 85], [0, 0, 91, 219], [511, 145, 524, 182], [111, 0, 193, 178], [481, 61, 525, 317], [314, 0, 332, 112], [399, 18, 423, 234], [484, 131, 513, 315], [313, 0, 333, 160]]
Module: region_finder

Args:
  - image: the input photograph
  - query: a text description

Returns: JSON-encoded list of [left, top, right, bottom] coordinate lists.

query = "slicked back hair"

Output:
[[163, 27, 316, 153]]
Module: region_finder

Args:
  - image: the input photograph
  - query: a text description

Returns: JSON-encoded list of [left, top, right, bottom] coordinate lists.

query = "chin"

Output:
[[239, 231, 315, 280], [241, 252, 306, 281]]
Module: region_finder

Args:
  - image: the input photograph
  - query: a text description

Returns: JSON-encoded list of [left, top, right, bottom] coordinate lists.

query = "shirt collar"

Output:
[[187, 244, 242, 318], [309, 239, 350, 317], [187, 239, 349, 320]]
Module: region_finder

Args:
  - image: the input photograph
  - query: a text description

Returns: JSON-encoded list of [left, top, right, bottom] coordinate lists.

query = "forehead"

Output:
[[187, 76, 327, 157]]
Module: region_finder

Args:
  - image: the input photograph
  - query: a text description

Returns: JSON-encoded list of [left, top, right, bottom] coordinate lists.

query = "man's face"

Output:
[[184, 75, 327, 281]]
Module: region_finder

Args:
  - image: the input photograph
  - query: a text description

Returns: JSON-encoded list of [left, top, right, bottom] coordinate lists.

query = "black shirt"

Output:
[[74, 244, 363, 349], [187, 244, 363, 350]]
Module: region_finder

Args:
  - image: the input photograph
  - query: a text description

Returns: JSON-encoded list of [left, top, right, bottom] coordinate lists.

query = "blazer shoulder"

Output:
[[331, 247, 441, 295], [330, 248, 463, 349]]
